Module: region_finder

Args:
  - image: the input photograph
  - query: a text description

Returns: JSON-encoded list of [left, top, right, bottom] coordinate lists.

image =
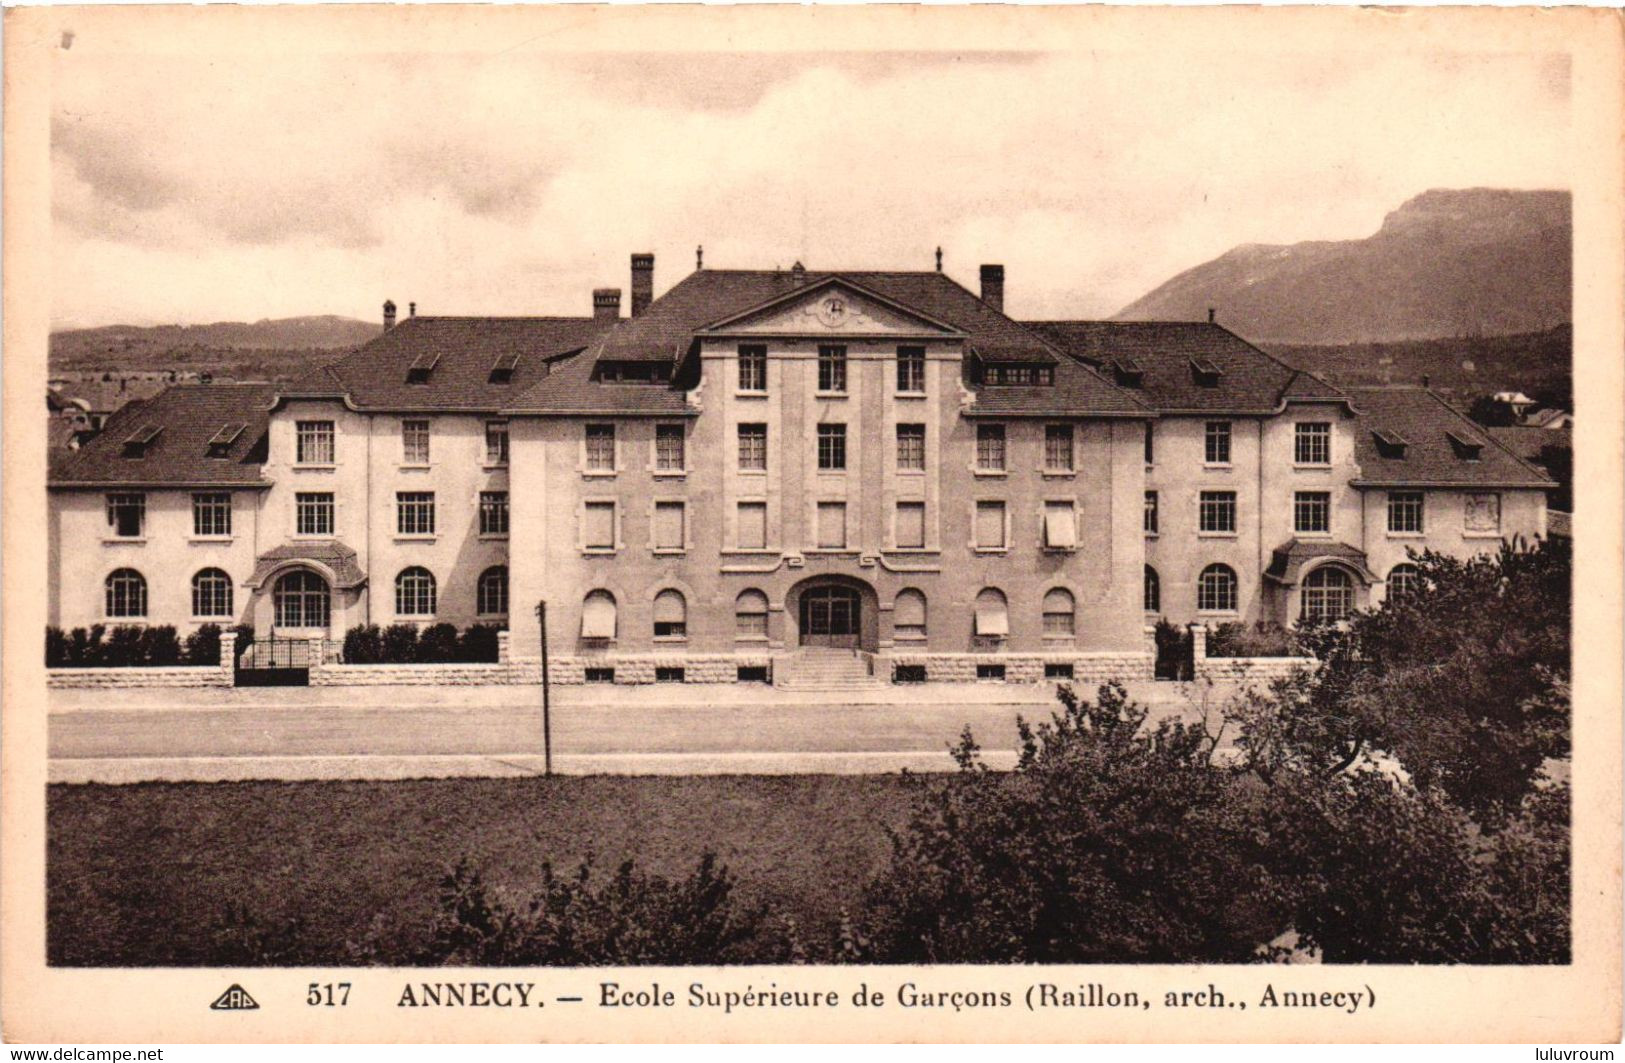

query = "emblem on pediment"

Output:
[[814, 295, 850, 328]]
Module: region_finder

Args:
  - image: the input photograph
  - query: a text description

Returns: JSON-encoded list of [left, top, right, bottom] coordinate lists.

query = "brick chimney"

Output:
[[383, 299, 397, 332], [1207, 307, 1216, 324], [630, 253, 654, 316], [593, 288, 622, 324], [979, 264, 1005, 313], [408, 301, 417, 319]]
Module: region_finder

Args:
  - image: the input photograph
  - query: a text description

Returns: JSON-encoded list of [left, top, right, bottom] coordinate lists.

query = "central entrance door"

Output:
[[799, 585, 861, 648]]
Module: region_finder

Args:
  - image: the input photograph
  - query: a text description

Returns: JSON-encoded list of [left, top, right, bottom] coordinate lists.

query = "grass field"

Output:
[[47, 774, 926, 966]]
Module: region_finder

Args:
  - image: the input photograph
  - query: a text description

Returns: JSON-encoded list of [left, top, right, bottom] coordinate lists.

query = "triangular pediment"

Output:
[[698, 278, 963, 338]]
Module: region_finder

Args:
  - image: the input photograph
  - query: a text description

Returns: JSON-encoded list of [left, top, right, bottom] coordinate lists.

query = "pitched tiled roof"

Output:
[[587, 269, 1061, 365], [1486, 424, 1573, 465], [1264, 540, 1377, 585], [962, 357, 1152, 417], [48, 384, 273, 487], [1027, 321, 1349, 413], [1347, 387, 1553, 487], [279, 316, 610, 411], [503, 352, 695, 416]]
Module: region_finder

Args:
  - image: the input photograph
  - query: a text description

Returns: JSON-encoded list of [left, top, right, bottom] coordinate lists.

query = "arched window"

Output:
[[894, 588, 927, 639], [1387, 563, 1420, 603], [974, 587, 1009, 637], [105, 568, 147, 618], [653, 589, 687, 639], [395, 566, 437, 617], [477, 566, 508, 617], [1197, 564, 1238, 613], [1144, 565, 1161, 613], [1302, 565, 1354, 622], [191, 568, 234, 618], [1042, 588, 1076, 637], [581, 589, 617, 639], [273, 569, 329, 629], [735, 590, 769, 638]]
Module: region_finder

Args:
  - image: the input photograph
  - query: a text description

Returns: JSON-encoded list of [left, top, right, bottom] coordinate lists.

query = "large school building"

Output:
[[48, 253, 1552, 683]]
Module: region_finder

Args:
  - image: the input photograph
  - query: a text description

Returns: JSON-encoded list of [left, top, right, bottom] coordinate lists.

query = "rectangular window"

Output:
[[585, 667, 616, 684], [1295, 422, 1331, 465], [738, 344, 767, 392], [295, 492, 334, 537], [895, 501, 926, 549], [897, 345, 926, 393], [975, 500, 1007, 549], [396, 491, 436, 536], [655, 666, 685, 683], [896, 424, 925, 471], [1044, 424, 1075, 472], [401, 419, 430, 464], [816, 502, 847, 549], [1144, 490, 1159, 534], [1387, 491, 1425, 534], [1144, 422, 1155, 464], [585, 424, 616, 471], [818, 345, 847, 393], [1205, 421, 1232, 464], [1294, 491, 1331, 534], [1044, 500, 1077, 549], [1199, 490, 1237, 534], [655, 423, 686, 471], [817, 424, 847, 470], [736, 501, 767, 550], [484, 420, 509, 466], [296, 420, 334, 465], [1045, 662, 1075, 680], [105, 492, 146, 538], [653, 501, 685, 550], [976, 663, 1007, 682], [976, 424, 1006, 471], [192, 492, 232, 537], [737, 423, 767, 471], [583, 501, 616, 549], [479, 491, 509, 536]]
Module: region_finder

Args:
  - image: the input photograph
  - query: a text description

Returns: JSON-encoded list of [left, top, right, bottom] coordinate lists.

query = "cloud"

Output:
[[50, 44, 1572, 327]]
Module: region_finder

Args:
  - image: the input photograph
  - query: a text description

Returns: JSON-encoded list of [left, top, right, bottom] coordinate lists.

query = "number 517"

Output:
[[307, 983, 351, 1006]]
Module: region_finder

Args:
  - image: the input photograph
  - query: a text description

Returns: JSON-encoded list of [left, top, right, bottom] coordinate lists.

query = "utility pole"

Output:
[[536, 600, 552, 777]]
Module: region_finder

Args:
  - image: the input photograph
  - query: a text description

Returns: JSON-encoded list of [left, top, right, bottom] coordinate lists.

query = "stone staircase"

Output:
[[775, 648, 880, 690]]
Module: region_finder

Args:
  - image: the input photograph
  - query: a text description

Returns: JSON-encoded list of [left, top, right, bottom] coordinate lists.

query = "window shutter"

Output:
[[816, 502, 846, 548], [1044, 502, 1077, 548], [737, 502, 767, 549], [584, 503, 615, 548], [653, 590, 686, 625], [654, 502, 684, 549], [894, 590, 926, 629], [975, 502, 1005, 549], [974, 591, 1009, 636], [581, 593, 616, 638], [896, 502, 926, 548]]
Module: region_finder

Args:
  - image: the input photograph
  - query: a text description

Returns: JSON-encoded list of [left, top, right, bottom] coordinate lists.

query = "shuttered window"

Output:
[[895, 502, 926, 549], [583, 502, 615, 549], [581, 591, 617, 639], [816, 502, 847, 549], [653, 589, 687, 639], [1044, 501, 1077, 549], [735, 590, 769, 638], [894, 589, 927, 638], [653, 501, 685, 550], [736, 502, 767, 550], [975, 501, 1006, 549], [974, 588, 1009, 637], [1042, 588, 1076, 637]]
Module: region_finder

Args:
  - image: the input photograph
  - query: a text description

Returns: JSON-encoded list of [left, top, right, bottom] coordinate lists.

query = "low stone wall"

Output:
[[885, 652, 1154, 684], [1188, 624, 1315, 682], [47, 665, 231, 689], [309, 662, 519, 686]]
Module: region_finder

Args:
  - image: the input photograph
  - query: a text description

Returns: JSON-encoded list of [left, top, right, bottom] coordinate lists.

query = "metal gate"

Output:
[[234, 637, 313, 686]]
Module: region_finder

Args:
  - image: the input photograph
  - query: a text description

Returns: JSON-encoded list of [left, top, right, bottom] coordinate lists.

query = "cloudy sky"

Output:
[[50, 39, 1571, 328]]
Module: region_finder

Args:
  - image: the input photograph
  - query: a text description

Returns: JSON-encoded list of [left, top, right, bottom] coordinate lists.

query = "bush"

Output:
[[183, 624, 222, 666], [47, 623, 191, 667], [343, 625, 384, 664], [1153, 618, 1192, 680], [458, 624, 502, 664], [380, 624, 421, 664], [417, 623, 461, 663], [413, 852, 768, 966], [1206, 621, 1299, 658]]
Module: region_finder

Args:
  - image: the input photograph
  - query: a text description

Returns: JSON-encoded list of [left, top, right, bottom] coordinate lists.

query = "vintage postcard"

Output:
[[3, 3, 1621, 1045]]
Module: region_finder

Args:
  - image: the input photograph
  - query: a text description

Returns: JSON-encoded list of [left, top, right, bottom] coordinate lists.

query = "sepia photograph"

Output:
[[3, 2, 1621, 1045]]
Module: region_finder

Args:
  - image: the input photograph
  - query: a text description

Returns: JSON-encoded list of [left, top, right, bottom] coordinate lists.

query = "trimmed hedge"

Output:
[[1205, 621, 1300, 658], [45, 623, 250, 668], [341, 623, 502, 664]]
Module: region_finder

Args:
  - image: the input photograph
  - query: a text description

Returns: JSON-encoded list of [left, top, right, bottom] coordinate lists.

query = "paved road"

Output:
[[48, 680, 1227, 782]]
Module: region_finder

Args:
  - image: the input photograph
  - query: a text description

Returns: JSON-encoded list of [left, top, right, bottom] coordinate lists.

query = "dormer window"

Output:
[[1446, 430, 1484, 461], [207, 423, 246, 459], [1372, 429, 1410, 459], [1189, 357, 1223, 387], [488, 353, 519, 385], [122, 424, 162, 459], [596, 361, 671, 384], [406, 352, 441, 384], [982, 364, 1054, 386], [1109, 358, 1144, 387]]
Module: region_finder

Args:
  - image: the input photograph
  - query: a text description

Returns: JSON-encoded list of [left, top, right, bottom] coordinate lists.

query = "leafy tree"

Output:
[[1468, 396, 1519, 427]]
